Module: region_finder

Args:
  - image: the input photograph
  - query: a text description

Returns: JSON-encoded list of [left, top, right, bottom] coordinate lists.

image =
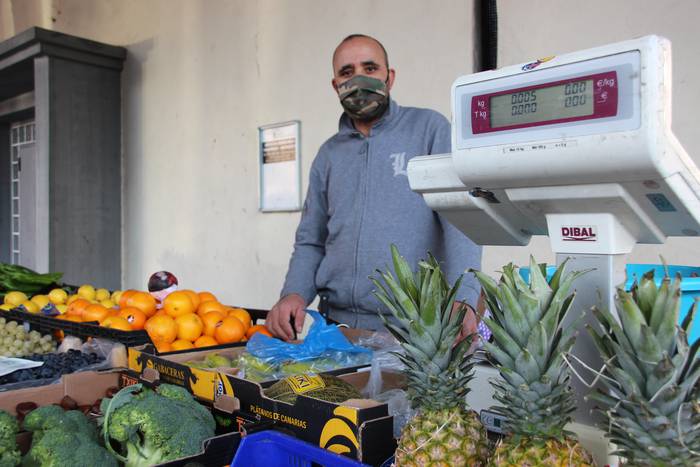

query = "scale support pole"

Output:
[[555, 253, 627, 425]]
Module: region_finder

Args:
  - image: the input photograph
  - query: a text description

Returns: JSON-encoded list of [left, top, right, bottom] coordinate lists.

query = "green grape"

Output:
[[40, 334, 52, 343], [0, 317, 6, 325], [6, 321, 17, 329]]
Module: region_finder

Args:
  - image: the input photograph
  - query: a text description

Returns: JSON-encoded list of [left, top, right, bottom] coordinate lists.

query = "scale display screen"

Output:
[[471, 71, 618, 134]]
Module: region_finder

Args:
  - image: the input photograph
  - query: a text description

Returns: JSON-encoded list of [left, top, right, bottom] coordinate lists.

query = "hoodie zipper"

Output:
[[350, 137, 370, 316]]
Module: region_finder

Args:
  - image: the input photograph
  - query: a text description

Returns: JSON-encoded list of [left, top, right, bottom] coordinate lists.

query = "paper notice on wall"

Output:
[[0, 356, 43, 377], [259, 121, 301, 211]]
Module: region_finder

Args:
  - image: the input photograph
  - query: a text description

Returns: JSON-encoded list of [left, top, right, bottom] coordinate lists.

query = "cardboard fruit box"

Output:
[[0, 370, 250, 467], [211, 369, 403, 466], [0, 370, 122, 416], [127, 327, 375, 402]]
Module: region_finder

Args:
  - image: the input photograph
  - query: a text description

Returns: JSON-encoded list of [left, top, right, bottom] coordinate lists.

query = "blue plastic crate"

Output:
[[230, 430, 369, 467], [518, 263, 699, 343]]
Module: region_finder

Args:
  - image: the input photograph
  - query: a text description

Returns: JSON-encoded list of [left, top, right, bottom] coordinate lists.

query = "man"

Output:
[[267, 34, 482, 340]]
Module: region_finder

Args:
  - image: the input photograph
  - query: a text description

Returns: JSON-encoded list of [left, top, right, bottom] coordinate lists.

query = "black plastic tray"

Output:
[[4, 307, 271, 348], [6, 308, 152, 345]]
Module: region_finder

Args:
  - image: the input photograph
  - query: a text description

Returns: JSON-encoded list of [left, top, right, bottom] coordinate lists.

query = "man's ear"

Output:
[[386, 68, 396, 92], [331, 77, 339, 94]]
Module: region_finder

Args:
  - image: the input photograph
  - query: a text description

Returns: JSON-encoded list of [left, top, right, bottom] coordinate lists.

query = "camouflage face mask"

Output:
[[337, 74, 389, 121]]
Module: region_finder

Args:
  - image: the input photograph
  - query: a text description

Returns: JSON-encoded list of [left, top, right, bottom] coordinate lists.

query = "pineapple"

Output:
[[587, 270, 700, 466], [472, 258, 595, 466], [371, 245, 489, 466]]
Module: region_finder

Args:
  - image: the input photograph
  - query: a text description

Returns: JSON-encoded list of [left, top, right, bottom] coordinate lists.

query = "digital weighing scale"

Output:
[[407, 35, 700, 464]]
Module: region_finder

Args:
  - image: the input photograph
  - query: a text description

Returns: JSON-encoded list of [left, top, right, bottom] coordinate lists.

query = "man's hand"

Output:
[[267, 293, 306, 341]]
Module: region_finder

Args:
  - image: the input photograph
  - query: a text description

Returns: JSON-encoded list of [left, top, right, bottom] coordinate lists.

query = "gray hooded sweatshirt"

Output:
[[281, 100, 482, 329]]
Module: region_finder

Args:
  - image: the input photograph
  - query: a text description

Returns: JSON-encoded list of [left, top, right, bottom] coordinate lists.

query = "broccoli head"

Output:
[[102, 384, 215, 467], [0, 410, 20, 467], [23, 406, 96, 444], [22, 429, 116, 467]]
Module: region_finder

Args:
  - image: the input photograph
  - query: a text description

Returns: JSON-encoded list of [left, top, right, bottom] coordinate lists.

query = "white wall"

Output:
[[13, 0, 475, 307], [3, 0, 698, 304], [483, 0, 700, 275]]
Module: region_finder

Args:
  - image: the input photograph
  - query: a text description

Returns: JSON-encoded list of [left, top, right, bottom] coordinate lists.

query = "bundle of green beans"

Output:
[[0, 263, 63, 301]]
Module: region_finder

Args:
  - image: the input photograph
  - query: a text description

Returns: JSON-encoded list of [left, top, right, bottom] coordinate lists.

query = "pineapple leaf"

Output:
[[645, 354, 674, 399], [679, 336, 700, 381], [482, 341, 514, 368], [390, 244, 420, 304], [558, 293, 577, 327], [518, 289, 542, 328], [655, 290, 680, 356], [677, 362, 700, 403], [500, 263, 517, 291], [380, 317, 410, 344], [616, 289, 645, 350], [372, 281, 410, 325], [608, 339, 644, 388], [515, 349, 540, 384], [500, 366, 528, 387], [483, 316, 522, 360], [471, 269, 500, 302], [609, 365, 642, 397], [635, 270, 657, 322], [408, 320, 438, 356], [526, 322, 548, 372], [511, 265, 531, 295], [496, 284, 529, 347], [586, 323, 616, 359], [587, 389, 618, 407], [420, 268, 443, 344], [637, 324, 663, 366], [529, 255, 553, 308], [680, 300, 697, 334], [649, 275, 670, 332], [548, 257, 569, 291], [380, 270, 420, 322]]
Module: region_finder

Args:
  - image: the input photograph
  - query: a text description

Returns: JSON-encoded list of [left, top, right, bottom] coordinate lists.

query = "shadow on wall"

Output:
[[121, 37, 154, 286]]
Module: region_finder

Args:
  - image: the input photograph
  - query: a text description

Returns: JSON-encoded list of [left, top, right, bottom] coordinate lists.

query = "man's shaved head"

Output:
[[333, 34, 389, 70]]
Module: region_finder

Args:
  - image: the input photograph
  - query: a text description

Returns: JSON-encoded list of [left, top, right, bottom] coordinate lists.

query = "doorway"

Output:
[[9, 120, 38, 269]]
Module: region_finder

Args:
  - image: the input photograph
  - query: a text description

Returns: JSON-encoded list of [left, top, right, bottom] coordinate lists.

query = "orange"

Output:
[[126, 291, 157, 317], [83, 304, 110, 323], [171, 339, 195, 351], [246, 324, 272, 339], [201, 310, 225, 337], [66, 298, 91, 318], [214, 316, 245, 344], [145, 314, 178, 343], [198, 291, 217, 304], [119, 289, 137, 308], [101, 316, 132, 331], [197, 300, 225, 317], [181, 289, 201, 311], [153, 340, 172, 353], [118, 307, 147, 330], [228, 308, 251, 331], [194, 335, 218, 348], [163, 291, 195, 318], [175, 313, 203, 341]]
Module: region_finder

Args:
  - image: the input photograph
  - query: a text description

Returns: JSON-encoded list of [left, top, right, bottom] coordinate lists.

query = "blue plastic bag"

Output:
[[246, 311, 371, 364]]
